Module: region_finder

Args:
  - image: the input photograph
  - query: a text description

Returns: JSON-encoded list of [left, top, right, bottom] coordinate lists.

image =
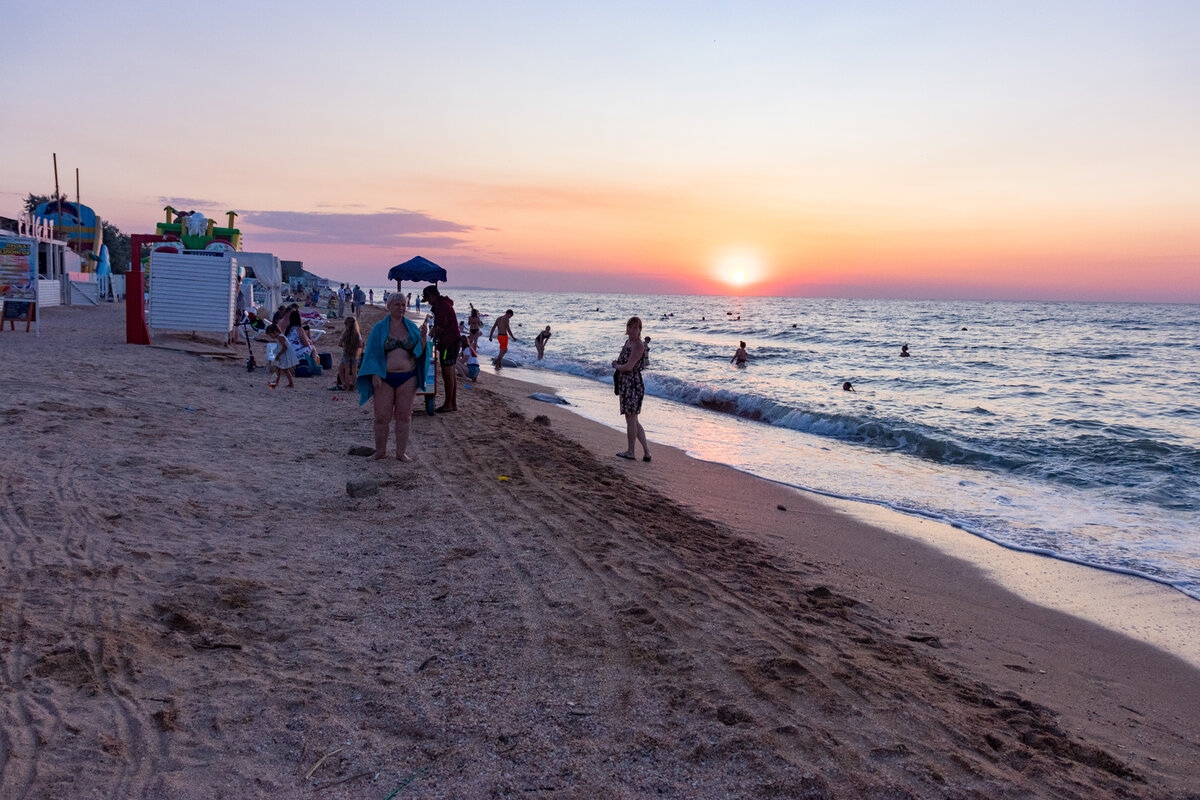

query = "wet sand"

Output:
[[0, 302, 1196, 798]]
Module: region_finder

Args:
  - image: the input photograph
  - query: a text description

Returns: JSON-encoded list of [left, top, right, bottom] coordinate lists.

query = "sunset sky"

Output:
[[4, 1, 1199, 301]]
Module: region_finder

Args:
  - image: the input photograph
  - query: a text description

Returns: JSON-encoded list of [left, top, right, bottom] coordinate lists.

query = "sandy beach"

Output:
[[0, 302, 1197, 799]]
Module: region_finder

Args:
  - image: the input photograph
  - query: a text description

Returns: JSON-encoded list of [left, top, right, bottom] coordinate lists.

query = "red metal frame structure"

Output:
[[126, 234, 166, 345]]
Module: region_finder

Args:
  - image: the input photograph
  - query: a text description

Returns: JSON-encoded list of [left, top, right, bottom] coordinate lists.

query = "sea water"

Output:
[[375, 288, 1200, 601]]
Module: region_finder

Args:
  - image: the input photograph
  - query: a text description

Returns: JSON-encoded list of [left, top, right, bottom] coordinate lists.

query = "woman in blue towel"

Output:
[[358, 295, 427, 461]]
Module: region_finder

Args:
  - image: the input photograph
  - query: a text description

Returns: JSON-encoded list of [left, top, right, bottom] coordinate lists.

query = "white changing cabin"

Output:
[[148, 250, 239, 334]]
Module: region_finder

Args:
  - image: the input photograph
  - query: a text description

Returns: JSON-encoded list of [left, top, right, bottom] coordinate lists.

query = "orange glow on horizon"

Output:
[[712, 248, 766, 289]]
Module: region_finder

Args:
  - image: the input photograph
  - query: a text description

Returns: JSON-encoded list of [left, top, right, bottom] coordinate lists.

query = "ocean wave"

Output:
[[628, 372, 1034, 472], [538, 356, 1200, 494], [1011, 435, 1200, 508], [740, 471, 1200, 602]]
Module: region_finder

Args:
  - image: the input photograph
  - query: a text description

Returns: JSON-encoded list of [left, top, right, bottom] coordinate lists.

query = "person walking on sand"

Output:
[[731, 341, 748, 365], [265, 323, 298, 388], [468, 304, 483, 348], [612, 316, 652, 462], [489, 309, 517, 367], [423, 284, 461, 412], [534, 326, 552, 359], [357, 295, 427, 461]]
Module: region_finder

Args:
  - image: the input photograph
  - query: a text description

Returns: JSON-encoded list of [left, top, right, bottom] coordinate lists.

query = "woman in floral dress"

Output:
[[611, 316, 652, 462]]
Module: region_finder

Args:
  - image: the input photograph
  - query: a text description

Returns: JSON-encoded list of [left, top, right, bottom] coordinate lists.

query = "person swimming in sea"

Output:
[[731, 341, 748, 365], [842, 381, 855, 392], [900, 343, 911, 357]]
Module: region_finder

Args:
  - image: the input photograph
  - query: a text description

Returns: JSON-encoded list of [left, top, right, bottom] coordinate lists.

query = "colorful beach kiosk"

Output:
[[0, 234, 40, 334], [127, 207, 282, 345]]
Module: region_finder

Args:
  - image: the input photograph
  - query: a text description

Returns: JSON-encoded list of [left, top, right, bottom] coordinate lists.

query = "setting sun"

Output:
[[714, 249, 765, 288]]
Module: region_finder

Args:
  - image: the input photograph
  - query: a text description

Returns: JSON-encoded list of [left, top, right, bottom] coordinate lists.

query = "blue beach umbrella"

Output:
[[388, 256, 447, 285]]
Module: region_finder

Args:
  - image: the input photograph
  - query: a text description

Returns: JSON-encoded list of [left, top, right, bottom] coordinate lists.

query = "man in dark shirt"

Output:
[[423, 284, 459, 412]]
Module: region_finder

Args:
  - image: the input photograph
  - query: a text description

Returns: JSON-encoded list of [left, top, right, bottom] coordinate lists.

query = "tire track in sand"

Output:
[[421, 419, 642, 717], [0, 399, 164, 799], [420, 391, 1150, 797], [0, 450, 59, 798], [419, 403, 871, 767]]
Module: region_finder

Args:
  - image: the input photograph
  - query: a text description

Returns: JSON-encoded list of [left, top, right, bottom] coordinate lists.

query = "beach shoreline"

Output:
[[479, 362, 1200, 669], [0, 302, 1196, 798]]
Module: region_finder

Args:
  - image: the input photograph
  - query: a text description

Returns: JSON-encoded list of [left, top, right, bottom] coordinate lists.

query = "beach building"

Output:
[[281, 259, 305, 289], [281, 260, 330, 294], [0, 213, 70, 308]]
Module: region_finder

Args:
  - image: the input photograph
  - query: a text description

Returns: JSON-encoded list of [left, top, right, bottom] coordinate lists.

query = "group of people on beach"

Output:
[[263, 287, 921, 464], [354, 286, 497, 460], [265, 279, 723, 467], [334, 286, 651, 464]]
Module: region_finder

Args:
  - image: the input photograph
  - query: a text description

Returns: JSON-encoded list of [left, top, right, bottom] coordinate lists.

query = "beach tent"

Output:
[[234, 252, 284, 314], [388, 256, 447, 292]]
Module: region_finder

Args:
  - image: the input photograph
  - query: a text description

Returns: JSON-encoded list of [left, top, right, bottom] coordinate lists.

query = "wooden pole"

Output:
[[53, 153, 60, 202]]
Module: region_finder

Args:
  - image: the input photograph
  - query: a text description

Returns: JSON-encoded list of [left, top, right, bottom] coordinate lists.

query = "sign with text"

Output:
[[0, 236, 37, 301]]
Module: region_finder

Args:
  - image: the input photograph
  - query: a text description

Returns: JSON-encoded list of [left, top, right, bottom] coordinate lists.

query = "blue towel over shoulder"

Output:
[[358, 315, 426, 406]]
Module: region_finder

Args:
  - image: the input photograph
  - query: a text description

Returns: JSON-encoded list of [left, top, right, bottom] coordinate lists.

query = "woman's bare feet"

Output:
[[370, 451, 388, 460], [398, 453, 413, 462]]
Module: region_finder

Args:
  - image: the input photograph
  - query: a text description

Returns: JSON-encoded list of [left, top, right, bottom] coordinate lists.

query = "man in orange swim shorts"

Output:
[[489, 308, 517, 367]]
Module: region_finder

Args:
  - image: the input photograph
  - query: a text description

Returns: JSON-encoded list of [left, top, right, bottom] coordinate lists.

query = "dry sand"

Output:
[[0, 302, 1196, 799]]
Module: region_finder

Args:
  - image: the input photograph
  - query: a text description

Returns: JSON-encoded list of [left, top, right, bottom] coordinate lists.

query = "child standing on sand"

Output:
[[336, 317, 363, 391], [266, 323, 299, 388]]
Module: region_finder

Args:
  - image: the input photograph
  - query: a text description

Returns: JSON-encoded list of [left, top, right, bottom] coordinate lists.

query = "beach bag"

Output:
[[319, 352, 333, 370], [297, 353, 322, 377]]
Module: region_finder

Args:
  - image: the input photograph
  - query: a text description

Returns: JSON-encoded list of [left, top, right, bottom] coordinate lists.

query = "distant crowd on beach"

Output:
[[249, 283, 916, 462]]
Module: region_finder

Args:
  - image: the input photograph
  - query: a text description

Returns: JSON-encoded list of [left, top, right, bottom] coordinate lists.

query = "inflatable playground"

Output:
[[125, 206, 283, 347], [32, 198, 113, 302], [33, 198, 103, 257], [147, 206, 242, 257]]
